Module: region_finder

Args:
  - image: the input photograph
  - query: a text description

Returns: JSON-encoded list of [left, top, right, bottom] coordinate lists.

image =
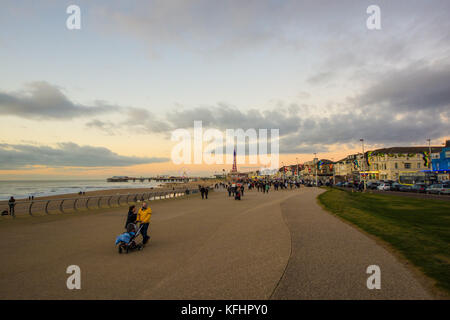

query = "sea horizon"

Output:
[[0, 179, 162, 201]]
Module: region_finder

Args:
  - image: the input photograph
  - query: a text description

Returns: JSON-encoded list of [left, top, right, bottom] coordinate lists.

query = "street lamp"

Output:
[[331, 157, 335, 185], [360, 139, 366, 190], [427, 139, 432, 170], [296, 157, 299, 182], [314, 152, 318, 187]]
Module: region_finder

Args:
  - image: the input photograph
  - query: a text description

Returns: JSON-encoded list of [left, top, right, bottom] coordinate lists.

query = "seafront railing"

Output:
[[2, 187, 200, 217]]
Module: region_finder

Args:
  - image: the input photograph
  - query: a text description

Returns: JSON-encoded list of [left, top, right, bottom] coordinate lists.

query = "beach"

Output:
[[0, 180, 216, 215]]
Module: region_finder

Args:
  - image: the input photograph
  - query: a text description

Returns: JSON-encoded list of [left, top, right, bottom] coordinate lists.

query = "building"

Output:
[[278, 164, 302, 179], [301, 159, 334, 182], [227, 149, 250, 180], [362, 146, 442, 182], [334, 154, 360, 182], [432, 140, 450, 181]]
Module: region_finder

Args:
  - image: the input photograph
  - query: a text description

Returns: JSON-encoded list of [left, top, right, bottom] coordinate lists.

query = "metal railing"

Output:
[[2, 187, 201, 217]]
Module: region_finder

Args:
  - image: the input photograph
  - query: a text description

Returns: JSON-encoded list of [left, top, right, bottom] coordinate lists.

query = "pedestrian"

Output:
[[136, 202, 152, 245], [204, 187, 209, 199], [200, 187, 205, 199], [8, 196, 16, 217], [124, 205, 137, 229]]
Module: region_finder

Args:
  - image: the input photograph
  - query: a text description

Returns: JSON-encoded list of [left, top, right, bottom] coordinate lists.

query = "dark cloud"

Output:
[[0, 143, 169, 169], [355, 62, 450, 112], [165, 103, 301, 134], [0, 82, 119, 120]]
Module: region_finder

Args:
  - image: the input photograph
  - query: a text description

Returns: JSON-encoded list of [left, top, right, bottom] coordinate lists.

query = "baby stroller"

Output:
[[115, 223, 144, 254], [234, 189, 241, 200]]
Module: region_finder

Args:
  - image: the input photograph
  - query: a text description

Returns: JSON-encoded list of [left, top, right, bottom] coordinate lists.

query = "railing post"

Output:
[[97, 197, 102, 208], [86, 197, 90, 210], [44, 200, 50, 214], [59, 199, 65, 213], [28, 201, 33, 216], [117, 195, 121, 206], [108, 196, 112, 208], [73, 199, 78, 211]]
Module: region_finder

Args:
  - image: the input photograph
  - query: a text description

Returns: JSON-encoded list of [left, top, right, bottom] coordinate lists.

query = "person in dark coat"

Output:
[[204, 187, 209, 199], [8, 196, 16, 217], [200, 187, 205, 199], [125, 205, 137, 229]]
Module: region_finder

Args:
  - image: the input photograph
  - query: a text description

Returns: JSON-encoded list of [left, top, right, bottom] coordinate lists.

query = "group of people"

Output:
[[227, 184, 244, 200], [123, 202, 152, 245], [199, 185, 209, 199]]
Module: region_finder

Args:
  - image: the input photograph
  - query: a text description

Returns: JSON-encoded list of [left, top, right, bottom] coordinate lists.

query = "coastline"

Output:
[[0, 181, 213, 206]]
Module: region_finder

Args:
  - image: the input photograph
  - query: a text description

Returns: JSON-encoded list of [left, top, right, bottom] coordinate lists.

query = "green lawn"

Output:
[[318, 188, 450, 295]]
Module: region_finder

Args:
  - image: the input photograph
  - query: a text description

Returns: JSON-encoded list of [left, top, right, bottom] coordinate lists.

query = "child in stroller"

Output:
[[115, 223, 144, 254]]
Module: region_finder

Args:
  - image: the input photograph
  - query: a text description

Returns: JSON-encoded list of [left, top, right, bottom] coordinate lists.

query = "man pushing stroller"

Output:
[[136, 202, 152, 245]]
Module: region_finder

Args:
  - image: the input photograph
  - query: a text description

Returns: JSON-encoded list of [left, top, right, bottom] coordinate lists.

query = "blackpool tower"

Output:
[[232, 148, 237, 172]]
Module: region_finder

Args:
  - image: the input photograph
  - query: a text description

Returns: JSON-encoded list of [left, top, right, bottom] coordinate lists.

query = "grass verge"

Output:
[[318, 187, 450, 295]]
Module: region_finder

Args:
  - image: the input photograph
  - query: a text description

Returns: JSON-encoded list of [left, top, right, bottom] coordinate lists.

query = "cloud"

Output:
[[165, 103, 302, 134], [0, 82, 119, 120], [355, 62, 450, 113], [0, 142, 169, 169], [85, 119, 117, 135], [122, 107, 172, 133]]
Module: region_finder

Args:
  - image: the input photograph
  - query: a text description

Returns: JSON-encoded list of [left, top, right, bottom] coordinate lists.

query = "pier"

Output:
[[106, 176, 198, 183]]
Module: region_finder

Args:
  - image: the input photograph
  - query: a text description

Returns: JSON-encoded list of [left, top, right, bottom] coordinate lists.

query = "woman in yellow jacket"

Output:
[[136, 202, 152, 245]]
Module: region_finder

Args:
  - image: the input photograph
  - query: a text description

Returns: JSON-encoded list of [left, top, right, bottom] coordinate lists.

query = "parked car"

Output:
[[398, 185, 413, 192], [377, 183, 391, 191], [390, 183, 403, 191], [367, 181, 380, 190], [335, 182, 345, 187], [426, 184, 450, 195], [411, 183, 427, 193]]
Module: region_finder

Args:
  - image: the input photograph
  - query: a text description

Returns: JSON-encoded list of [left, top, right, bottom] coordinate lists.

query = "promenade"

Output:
[[0, 188, 432, 299]]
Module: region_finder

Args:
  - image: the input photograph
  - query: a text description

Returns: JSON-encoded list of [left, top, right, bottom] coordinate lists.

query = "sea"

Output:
[[0, 180, 161, 200]]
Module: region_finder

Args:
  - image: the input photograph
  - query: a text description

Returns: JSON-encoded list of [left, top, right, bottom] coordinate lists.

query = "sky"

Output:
[[0, 0, 449, 179]]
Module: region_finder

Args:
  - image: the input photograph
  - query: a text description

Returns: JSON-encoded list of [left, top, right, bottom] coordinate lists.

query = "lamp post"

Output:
[[296, 157, 299, 182], [360, 139, 366, 191], [331, 157, 335, 185], [314, 153, 318, 187], [427, 139, 432, 170]]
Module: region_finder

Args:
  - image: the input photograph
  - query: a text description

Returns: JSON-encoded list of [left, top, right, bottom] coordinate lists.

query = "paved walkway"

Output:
[[271, 188, 432, 299], [0, 188, 432, 299]]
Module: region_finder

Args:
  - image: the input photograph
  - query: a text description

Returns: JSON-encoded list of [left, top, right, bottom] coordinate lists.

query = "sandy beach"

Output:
[[0, 180, 215, 205]]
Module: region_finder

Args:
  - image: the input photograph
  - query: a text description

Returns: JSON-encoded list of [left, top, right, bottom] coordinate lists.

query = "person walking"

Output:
[[8, 196, 16, 217], [136, 202, 152, 245], [200, 186, 205, 199], [204, 187, 209, 199], [124, 205, 137, 229]]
